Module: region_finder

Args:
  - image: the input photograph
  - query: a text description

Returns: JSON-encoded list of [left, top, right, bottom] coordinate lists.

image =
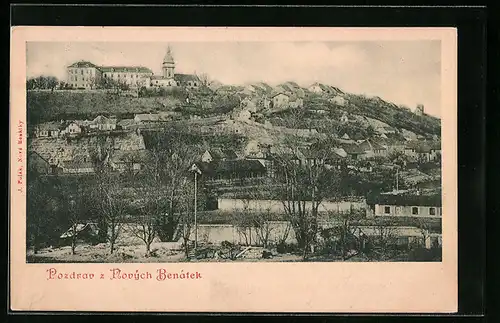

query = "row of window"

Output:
[[69, 69, 94, 75], [103, 73, 145, 79], [70, 83, 91, 88], [382, 205, 441, 216], [69, 76, 93, 82]]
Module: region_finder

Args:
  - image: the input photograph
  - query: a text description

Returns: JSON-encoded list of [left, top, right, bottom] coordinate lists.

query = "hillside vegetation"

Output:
[[27, 85, 440, 138], [27, 91, 181, 124]]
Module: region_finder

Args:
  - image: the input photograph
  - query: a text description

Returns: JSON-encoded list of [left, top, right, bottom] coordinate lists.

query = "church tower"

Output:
[[162, 46, 175, 79]]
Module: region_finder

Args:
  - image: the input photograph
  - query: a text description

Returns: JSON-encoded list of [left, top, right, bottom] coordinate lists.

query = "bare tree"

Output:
[[252, 206, 274, 248], [241, 191, 274, 249], [127, 188, 157, 257], [93, 171, 126, 254], [273, 135, 342, 260], [232, 199, 254, 246], [67, 185, 86, 255], [197, 73, 212, 87], [145, 130, 200, 242], [324, 207, 363, 260]]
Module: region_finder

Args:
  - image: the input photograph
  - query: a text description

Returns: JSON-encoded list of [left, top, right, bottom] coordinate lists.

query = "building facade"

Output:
[[66, 46, 199, 90], [366, 191, 442, 218], [272, 93, 290, 108], [67, 61, 102, 89]]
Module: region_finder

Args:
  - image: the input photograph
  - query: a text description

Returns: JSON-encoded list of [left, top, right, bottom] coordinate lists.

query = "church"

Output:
[[143, 46, 201, 89]]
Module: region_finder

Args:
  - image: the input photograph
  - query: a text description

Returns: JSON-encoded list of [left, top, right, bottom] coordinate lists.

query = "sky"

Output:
[[26, 41, 442, 117]]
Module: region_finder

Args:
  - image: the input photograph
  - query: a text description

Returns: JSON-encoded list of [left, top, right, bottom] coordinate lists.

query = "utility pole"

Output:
[[189, 163, 201, 255], [194, 170, 198, 252]]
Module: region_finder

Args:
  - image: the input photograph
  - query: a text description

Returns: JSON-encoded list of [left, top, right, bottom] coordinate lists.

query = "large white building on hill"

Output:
[[66, 46, 200, 89]]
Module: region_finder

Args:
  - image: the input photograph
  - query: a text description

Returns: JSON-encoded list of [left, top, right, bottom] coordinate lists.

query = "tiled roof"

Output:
[[341, 143, 364, 155], [174, 73, 200, 83], [99, 66, 153, 73], [92, 115, 116, 124], [358, 139, 387, 152], [68, 61, 98, 68]]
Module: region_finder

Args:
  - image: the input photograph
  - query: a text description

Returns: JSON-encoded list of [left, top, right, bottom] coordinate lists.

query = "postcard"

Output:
[[10, 26, 457, 312]]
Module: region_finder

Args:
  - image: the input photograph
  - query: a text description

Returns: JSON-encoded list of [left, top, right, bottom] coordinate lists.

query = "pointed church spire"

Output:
[[163, 45, 175, 64]]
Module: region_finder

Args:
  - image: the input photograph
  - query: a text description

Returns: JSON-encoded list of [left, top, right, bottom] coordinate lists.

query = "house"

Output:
[[329, 95, 347, 106], [404, 141, 432, 161], [357, 139, 388, 159], [366, 190, 442, 219], [298, 146, 345, 168], [340, 112, 349, 123], [341, 133, 351, 140], [174, 74, 201, 88], [90, 115, 117, 131], [429, 141, 441, 161], [60, 223, 100, 244], [109, 150, 148, 172], [243, 139, 265, 158], [341, 143, 365, 160], [308, 82, 342, 95], [233, 108, 252, 122], [289, 96, 304, 108], [192, 160, 267, 181], [61, 122, 83, 136], [261, 96, 271, 110], [241, 97, 258, 113], [297, 148, 328, 166], [34, 122, 62, 138], [271, 93, 290, 109]]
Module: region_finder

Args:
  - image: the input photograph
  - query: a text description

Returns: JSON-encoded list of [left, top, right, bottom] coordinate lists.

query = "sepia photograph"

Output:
[[10, 26, 458, 313], [25, 40, 443, 264]]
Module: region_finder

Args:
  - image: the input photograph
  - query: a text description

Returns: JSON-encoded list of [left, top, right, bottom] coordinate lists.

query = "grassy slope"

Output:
[[27, 91, 180, 123]]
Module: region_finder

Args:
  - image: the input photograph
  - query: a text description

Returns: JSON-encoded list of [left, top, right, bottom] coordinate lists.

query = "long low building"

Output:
[[366, 190, 442, 218]]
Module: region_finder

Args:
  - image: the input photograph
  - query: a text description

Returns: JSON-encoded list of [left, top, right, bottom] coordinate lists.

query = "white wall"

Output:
[[217, 198, 365, 214]]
